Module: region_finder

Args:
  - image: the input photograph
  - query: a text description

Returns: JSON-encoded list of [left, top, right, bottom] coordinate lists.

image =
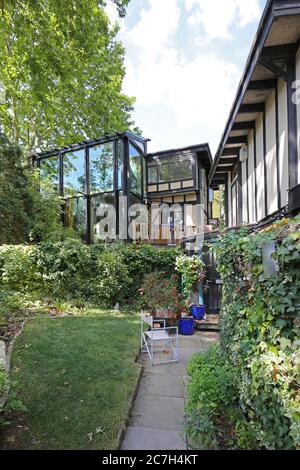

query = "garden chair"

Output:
[[140, 314, 179, 366]]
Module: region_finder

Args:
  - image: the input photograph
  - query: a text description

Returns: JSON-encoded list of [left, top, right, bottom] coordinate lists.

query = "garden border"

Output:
[[117, 363, 144, 450]]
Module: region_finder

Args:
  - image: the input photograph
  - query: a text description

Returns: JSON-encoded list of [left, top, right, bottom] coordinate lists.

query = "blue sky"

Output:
[[107, 0, 268, 155]]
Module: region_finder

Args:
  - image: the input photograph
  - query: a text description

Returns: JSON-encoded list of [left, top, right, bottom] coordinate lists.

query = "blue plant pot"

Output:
[[191, 305, 206, 321], [179, 318, 195, 336]]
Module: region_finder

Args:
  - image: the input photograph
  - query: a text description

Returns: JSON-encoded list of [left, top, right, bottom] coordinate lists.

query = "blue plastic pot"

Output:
[[191, 305, 206, 321], [179, 318, 195, 336]]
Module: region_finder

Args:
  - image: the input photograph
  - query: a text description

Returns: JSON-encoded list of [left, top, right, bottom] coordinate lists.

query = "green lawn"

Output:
[[2, 309, 141, 450]]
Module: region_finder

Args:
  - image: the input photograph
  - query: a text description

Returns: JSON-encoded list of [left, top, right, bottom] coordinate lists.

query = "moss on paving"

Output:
[[3, 310, 141, 450]]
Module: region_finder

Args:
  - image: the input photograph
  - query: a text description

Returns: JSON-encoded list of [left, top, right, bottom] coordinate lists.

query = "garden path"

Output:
[[121, 331, 219, 450]]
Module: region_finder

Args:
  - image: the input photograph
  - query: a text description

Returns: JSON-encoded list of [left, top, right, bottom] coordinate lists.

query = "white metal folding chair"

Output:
[[141, 314, 179, 366]]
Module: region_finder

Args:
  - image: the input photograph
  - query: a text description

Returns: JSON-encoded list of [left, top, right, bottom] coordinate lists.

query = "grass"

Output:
[[1, 308, 141, 450]]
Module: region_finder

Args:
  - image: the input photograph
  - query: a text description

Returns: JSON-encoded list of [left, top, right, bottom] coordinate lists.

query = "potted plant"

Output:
[[139, 272, 185, 319]]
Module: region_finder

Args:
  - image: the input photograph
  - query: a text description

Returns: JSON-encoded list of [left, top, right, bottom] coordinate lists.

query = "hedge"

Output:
[[0, 241, 180, 307]]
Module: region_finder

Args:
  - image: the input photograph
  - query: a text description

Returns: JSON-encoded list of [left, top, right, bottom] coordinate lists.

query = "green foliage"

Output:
[[0, 1, 134, 150], [0, 242, 179, 308], [175, 254, 206, 298], [92, 251, 131, 307], [138, 272, 184, 313], [213, 218, 300, 450], [0, 135, 64, 244], [186, 346, 248, 450]]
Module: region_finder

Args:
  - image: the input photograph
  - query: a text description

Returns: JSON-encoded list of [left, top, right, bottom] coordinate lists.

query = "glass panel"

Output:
[[64, 150, 85, 196], [169, 157, 192, 181], [90, 194, 116, 242], [129, 143, 142, 195], [159, 163, 171, 182], [148, 166, 158, 184], [65, 197, 87, 241], [90, 143, 114, 194], [39, 156, 59, 191], [132, 138, 145, 153], [117, 140, 123, 190]]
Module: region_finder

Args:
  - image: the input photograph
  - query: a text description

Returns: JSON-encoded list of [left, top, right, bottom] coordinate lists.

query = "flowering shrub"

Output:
[[138, 272, 185, 314], [175, 255, 206, 298]]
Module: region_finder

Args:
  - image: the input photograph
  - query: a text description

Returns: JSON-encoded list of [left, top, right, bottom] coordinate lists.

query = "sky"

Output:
[[106, 0, 268, 155]]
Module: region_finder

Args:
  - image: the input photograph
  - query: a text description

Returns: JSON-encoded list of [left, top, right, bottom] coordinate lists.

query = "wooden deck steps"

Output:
[[195, 314, 220, 332]]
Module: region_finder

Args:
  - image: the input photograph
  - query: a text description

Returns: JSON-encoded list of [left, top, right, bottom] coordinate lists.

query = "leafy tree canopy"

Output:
[[0, 0, 134, 151]]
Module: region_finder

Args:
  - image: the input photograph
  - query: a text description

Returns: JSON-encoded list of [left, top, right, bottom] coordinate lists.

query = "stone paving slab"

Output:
[[122, 426, 186, 450], [131, 393, 185, 431], [138, 373, 185, 398], [121, 332, 219, 450]]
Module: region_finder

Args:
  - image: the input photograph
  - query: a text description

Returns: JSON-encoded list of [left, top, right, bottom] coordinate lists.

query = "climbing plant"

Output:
[[175, 255, 206, 298], [213, 217, 300, 449]]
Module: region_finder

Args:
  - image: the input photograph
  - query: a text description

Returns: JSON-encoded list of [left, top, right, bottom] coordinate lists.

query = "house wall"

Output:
[[265, 90, 278, 215], [278, 79, 289, 206], [241, 158, 248, 224], [247, 129, 256, 224], [256, 112, 266, 221], [296, 47, 300, 185]]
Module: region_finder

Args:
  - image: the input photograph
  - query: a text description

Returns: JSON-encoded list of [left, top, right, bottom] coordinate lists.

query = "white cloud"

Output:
[[185, 0, 261, 40], [126, 0, 180, 59], [120, 0, 261, 152]]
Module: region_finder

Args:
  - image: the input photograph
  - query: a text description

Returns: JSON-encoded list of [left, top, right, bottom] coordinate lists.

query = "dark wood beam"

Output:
[[232, 121, 256, 131], [259, 58, 287, 81], [226, 136, 248, 145], [239, 103, 265, 113], [260, 44, 295, 60], [219, 158, 237, 166], [221, 148, 239, 157], [247, 79, 277, 90]]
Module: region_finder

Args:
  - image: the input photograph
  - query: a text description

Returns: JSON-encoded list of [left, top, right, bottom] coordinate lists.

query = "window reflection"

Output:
[[90, 143, 114, 194], [64, 150, 85, 196], [40, 156, 59, 191], [90, 194, 116, 242], [65, 197, 87, 241], [129, 143, 142, 195], [147, 155, 193, 184]]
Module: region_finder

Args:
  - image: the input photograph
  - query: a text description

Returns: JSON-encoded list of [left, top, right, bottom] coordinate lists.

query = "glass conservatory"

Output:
[[35, 132, 148, 243]]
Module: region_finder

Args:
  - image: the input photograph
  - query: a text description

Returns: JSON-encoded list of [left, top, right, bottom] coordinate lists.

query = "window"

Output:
[[89, 143, 114, 194], [148, 155, 193, 184], [169, 157, 192, 181], [64, 150, 85, 196], [129, 143, 142, 195], [148, 166, 158, 184], [39, 156, 59, 191], [65, 197, 87, 241], [90, 194, 116, 242]]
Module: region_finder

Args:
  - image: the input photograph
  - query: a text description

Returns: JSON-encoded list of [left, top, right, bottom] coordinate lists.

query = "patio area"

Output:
[[121, 331, 220, 451]]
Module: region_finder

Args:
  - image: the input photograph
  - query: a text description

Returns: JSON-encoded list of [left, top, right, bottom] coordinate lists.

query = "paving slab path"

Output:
[[121, 331, 220, 451]]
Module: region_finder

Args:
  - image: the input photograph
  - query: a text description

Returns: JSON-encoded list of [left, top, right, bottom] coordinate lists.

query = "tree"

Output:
[[0, 133, 64, 244], [0, 0, 134, 151]]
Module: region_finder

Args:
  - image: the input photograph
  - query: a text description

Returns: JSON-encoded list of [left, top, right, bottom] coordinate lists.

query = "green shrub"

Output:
[[0, 241, 179, 308], [186, 346, 259, 450], [91, 251, 131, 307], [213, 217, 300, 450], [0, 245, 38, 291]]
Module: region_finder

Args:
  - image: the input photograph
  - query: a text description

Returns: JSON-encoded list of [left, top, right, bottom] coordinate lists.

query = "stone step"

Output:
[[195, 315, 220, 332]]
